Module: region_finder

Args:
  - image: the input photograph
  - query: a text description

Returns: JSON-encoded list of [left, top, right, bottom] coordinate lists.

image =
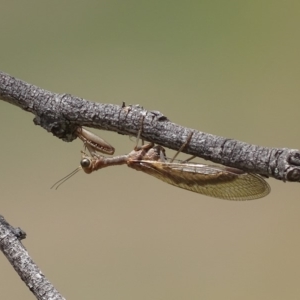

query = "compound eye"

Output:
[[80, 158, 91, 168]]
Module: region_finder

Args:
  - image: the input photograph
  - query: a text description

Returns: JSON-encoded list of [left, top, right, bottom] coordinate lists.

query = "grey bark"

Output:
[[0, 215, 65, 300], [1, 70, 299, 182]]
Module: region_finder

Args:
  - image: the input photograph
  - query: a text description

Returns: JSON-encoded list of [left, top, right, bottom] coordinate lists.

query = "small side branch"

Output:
[[0, 215, 65, 300], [0, 71, 300, 182]]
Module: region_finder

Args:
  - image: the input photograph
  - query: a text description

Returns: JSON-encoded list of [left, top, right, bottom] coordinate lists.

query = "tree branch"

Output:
[[1, 70, 300, 182], [0, 215, 65, 300]]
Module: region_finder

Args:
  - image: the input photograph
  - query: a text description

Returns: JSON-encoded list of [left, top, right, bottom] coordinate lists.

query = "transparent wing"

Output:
[[130, 161, 270, 200]]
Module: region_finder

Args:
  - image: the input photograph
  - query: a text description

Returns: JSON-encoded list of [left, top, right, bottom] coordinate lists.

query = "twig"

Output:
[[0, 215, 65, 300], [0, 70, 299, 182]]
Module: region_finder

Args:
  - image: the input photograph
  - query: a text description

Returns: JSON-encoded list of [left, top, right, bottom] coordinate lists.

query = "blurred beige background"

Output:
[[0, 1, 299, 299]]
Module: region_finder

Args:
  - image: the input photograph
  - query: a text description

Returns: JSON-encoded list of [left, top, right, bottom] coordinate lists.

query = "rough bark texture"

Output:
[[1, 70, 300, 182], [0, 216, 65, 300]]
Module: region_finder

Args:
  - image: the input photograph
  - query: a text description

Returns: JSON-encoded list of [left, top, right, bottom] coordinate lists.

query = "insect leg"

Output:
[[170, 131, 194, 163], [135, 113, 147, 150], [76, 127, 115, 156]]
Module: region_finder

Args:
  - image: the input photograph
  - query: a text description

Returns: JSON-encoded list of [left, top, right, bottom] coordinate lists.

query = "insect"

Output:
[[52, 127, 270, 200], [79, 142, 270, 201]]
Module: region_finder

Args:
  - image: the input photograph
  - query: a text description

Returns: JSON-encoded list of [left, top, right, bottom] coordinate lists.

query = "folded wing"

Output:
[[130, 161, 270, 200]]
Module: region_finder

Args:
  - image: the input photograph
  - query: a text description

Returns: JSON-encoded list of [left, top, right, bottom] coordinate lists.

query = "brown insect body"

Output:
[[81, 143, 270, 201]]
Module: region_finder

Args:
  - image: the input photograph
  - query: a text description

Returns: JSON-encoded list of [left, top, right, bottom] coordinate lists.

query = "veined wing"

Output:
[[130, 160, 270, 200]]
